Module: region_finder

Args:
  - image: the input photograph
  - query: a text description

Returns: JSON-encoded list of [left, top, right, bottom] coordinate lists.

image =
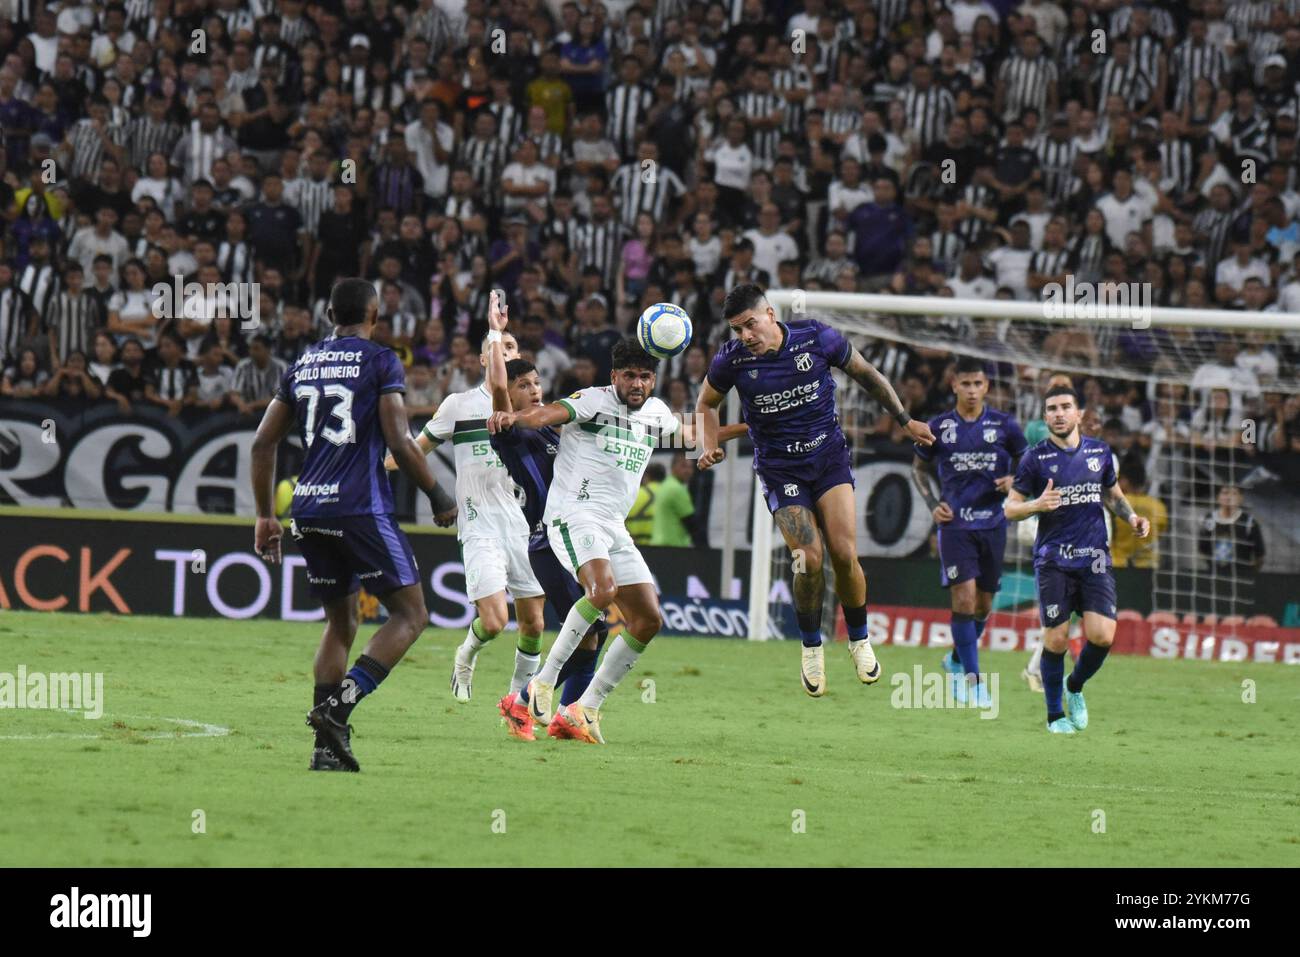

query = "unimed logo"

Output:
[[49, 887, 151, 937]]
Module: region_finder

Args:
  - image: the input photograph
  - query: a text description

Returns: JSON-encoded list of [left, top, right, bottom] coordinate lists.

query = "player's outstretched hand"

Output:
[[254, 516, 282, 564], [933, 501, 954, 524], [994, 474, 1014, 494], [696, 446, 726, 470], [1131, 514, 1151, 538], [488, 289, 508, 331], [1037, 478, 1062, 511], [906, 419, 936, 446], [487, 410, 516, 433]]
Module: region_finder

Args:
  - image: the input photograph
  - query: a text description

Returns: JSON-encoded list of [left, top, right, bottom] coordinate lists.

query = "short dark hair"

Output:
[[610, 337, 658, 372], [1044, 384, 1080, 407], [954, 356, 986, 376], [644, 463, 667, 483], [722, 282, 767, 320], [505, 358, 537, 381], [329, 277, 377, 326]]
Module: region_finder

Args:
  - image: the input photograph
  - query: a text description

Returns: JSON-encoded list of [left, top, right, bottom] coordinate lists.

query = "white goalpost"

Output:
[[741, 290, 1300, 642]]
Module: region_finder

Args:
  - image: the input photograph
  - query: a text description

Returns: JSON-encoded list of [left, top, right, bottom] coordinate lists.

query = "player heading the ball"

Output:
[[695, 283, 936, 696]]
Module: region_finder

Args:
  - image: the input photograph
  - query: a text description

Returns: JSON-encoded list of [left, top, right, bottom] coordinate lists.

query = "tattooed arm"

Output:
[[1105, 483, 1150, 538], [911, 455, 953, 523], [841, 348, 935, 446]]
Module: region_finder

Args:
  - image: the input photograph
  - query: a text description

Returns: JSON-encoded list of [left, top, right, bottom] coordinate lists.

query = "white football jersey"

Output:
[[544, 386, 680, 525], [422, 384, 529, 541]]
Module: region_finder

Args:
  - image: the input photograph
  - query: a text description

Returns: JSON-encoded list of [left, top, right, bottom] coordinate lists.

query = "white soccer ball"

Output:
[[636, 302, 693, 359]]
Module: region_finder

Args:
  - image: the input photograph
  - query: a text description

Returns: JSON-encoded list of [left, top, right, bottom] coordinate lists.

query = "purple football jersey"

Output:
[[706, 318, 852, 466], [275, 335, 406, 517], [915, 406, 1027, 530], [1012, 435, 1117, 569]]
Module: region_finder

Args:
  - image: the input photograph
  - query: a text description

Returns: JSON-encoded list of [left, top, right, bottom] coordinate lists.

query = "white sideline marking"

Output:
[[0, 712, 232, 741]]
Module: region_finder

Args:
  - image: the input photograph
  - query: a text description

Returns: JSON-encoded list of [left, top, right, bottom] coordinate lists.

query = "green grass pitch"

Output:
[[2, 610, 1297, 867]]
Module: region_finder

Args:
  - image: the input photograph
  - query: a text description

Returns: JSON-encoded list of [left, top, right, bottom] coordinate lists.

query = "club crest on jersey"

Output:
[[983, 428, 997, 443], [794, 352, 813, 373], [783, 483, 799, 497], [1046, 603, 1059, 619], [1087, 457, 1102, 472], [1050, 465, 1058, 473], [748, 369, 758, 378]]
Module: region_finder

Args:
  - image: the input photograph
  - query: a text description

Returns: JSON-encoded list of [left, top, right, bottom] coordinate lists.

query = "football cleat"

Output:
[[309, 747, 350, 771], [848, 637, 881, 684], [969, 681, 993, 710], [547, 702, 605, 744], [524, 677, 555, 726], [306, 702, 359, 771], [497, 692, 536, 741], [1063, 683, 1088, 731], [451, 642, 476, 702], [1046, 717, 1076, 734], [800, 644, 826, 697], [941, 650, 963, 676], [1021, 667, 1043, 693], [950, 671, 969, 704]]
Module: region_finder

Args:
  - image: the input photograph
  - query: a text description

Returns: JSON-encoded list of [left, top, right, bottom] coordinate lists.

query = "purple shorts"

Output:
[[290, 514, 420, 603], [1035, 562, 1117, 628], [937, 524, 1006, 592], [756, 444, 854, 514]]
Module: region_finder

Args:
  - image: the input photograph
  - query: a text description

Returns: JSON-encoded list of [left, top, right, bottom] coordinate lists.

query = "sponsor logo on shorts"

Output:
[[783, 483, 800, 497], [1060, 543, 1102, 559], [785, 431, 828, 454], [300, 526, 345, 537], [294, 481, 341, 498], [308, 575, 337, 584], [748, 370, 758, 378], [794, 352, 813, 372], [1046, 603, 1059, 619], [358, 570, 383, 580], [959, 507, 996, 521], [580, 534, 595, 548]]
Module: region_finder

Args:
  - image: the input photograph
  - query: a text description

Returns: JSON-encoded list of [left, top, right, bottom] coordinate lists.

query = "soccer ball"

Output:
[[636, 302, 693, 359]]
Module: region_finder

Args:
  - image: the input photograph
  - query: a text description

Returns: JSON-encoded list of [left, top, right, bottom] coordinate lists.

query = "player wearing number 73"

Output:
[[250, 278, 456, 772], [1004, 385, 1150, 734]]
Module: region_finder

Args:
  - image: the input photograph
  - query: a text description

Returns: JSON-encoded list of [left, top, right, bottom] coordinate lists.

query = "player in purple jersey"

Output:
[[912, 356, 1027, 707], [1004, 385, 1149, 734], [696, 283, 936, 697], [251, 278, 456, 771]]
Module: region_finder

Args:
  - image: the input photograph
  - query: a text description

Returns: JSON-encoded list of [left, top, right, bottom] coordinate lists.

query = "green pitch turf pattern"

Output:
[[2, 611, 1297, 867]]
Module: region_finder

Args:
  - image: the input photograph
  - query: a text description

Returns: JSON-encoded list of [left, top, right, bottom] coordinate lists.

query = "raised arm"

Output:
[[1005, 479, 1059, 522], [379, 391, 456, 526], [484, 289, 510, 412], [251, 397, 299, 562], [841, 348, 935, 446]]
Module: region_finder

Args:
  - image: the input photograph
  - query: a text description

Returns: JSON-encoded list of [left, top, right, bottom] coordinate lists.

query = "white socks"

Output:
[[578, 635, 645, 711]]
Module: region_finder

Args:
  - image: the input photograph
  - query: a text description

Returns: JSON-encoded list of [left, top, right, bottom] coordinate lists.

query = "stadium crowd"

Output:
[[1, 0, 1299, 575]]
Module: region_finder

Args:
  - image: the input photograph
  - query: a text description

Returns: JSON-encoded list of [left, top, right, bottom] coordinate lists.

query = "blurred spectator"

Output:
[[228, 334, 286, 417], [626, 462, 664, 546], [1198, 484, 1266, 615], [651, 452, 703, 547]]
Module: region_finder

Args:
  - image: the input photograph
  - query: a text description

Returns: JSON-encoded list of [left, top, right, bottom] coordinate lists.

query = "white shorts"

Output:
[[546, 517, 654, 587], [462, 535, 544, 602]]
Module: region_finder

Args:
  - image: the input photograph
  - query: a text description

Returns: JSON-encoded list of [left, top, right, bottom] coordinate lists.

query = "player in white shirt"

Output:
[[486, 339, 682, 744], [384, 293, 546, 703]]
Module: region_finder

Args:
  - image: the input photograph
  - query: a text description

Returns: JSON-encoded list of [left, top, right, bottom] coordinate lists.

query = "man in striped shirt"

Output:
[[900, 62, 956, 151], [605, 57, 653, 162], [228, 334, 287, 417], [170, 103, 238, 187], [995, 33, 1057, 126], [65, 95, 126, 183], [45, 262, 102, 367], [610, 140, 688, 230]]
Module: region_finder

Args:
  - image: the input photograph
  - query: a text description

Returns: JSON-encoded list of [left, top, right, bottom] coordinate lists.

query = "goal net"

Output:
[[748, 291, 1300, 642]]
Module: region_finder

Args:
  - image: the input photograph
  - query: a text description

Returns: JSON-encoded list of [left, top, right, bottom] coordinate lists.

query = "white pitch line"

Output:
[[0, 713, 232, 741]]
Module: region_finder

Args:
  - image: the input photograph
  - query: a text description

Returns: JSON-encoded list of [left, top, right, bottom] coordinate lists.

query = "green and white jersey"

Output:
[[544, 386, 681, 525], [422, 384, 528, 541]]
